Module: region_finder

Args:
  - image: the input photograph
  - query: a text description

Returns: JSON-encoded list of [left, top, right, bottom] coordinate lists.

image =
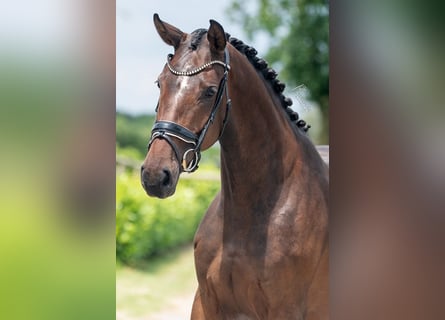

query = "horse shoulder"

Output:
[[194, 191, 223, 248], [192, 192, 225, 318], [193, 191, 223, 277]]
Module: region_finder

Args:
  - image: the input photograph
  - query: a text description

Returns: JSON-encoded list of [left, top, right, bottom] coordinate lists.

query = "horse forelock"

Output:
[[189, 28, 208, 51]]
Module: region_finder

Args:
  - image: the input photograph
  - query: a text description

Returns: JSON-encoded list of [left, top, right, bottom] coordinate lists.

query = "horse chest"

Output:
[[196, 229, 298, 314], [204, 247, 268, 312], [194, 197, 315, 317]]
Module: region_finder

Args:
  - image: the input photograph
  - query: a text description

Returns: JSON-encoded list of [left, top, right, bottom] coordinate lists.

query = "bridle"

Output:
[[148, 48, 231, 173]]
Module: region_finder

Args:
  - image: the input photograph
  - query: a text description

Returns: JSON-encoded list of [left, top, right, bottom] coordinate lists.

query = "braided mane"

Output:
[[189, 28, 310, 132], [227, 35, 310, 132]]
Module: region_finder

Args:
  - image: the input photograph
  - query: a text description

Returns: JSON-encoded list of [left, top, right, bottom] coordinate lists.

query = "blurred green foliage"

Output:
[[226, 0, 329, 143], [116, 111, 154, 160], [116, 170, 220, 264], [0, 55, 115, 319]]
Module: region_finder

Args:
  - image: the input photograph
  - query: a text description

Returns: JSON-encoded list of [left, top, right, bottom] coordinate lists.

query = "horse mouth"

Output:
[[141, 167, 179, 199], [142, 181, 176, 199]]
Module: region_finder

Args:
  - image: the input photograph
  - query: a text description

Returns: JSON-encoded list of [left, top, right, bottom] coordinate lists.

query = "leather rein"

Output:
[[148, 48, 231, 173]]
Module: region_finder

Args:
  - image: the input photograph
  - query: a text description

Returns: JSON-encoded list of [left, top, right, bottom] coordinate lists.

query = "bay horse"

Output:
[[141, 14, 329, 320]]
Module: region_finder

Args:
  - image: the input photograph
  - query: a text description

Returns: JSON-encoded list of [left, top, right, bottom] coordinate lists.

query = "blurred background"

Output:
[[116, 0, 328, 318]]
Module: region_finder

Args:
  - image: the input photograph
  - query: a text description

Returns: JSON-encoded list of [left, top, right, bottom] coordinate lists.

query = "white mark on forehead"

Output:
[[173, 75, 194, 106]]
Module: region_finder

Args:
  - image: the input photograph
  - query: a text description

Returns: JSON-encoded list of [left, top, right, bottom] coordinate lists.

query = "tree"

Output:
[[226, 0, 329, 143]]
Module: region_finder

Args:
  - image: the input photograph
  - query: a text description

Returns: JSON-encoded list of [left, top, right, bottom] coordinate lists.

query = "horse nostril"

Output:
[[162, 169, 171, 187], [140, 165, 145, 173]]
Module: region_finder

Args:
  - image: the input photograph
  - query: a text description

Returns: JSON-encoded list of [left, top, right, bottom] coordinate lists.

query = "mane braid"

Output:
[[227, 35, 311, 133]]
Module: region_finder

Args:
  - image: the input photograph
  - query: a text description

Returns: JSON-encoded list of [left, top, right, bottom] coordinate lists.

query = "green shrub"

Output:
[[116, 144, 144, 161], [116, 170, 220, 264], [116, 112, 154, 153]]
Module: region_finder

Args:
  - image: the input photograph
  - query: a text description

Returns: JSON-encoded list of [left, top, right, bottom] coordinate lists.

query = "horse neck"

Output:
[[219, 47, 317, 207]]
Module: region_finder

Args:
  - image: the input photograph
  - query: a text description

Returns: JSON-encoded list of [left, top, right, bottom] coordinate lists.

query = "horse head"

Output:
[[141, 14, 231, 198]]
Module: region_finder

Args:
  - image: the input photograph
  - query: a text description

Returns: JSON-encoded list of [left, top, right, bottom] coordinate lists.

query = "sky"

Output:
[[117, 0, 252, 115]]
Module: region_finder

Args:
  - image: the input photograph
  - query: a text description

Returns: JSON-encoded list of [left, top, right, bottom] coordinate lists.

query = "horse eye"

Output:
[[204, 86, 217, 97]]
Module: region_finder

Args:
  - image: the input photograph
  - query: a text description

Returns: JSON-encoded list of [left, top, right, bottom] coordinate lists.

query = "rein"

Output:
[[148, 48, 231, 173]]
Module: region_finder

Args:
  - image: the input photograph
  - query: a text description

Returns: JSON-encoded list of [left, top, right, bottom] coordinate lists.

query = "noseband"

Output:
[[148, 48, 231, 173]]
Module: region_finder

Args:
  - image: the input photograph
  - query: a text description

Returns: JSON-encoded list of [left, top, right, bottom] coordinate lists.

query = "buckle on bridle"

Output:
[[182, 149, 200, 173]]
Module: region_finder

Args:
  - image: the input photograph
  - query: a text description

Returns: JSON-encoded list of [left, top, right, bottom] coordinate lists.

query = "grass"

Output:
[[116, 245, 197, 319]]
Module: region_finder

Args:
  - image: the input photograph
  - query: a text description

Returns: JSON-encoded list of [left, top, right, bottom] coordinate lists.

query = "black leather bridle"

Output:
[[148, 48, 231, 173]]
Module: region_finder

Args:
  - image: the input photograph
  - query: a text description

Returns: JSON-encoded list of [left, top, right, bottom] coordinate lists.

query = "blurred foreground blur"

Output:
[[331, 1, 445, 319], [0, 1, 115, 319]]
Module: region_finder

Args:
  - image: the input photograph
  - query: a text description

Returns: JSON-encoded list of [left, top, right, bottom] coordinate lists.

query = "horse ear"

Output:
[[207, 20, 226, 53], [153, 13, 184, 49]]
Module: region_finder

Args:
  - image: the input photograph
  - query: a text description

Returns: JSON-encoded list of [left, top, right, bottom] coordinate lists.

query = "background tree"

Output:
[[226, 0, 329, 143]]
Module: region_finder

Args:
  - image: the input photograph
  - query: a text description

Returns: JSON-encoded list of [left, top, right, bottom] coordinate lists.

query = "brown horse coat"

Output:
[[142, 15, 329, 320]]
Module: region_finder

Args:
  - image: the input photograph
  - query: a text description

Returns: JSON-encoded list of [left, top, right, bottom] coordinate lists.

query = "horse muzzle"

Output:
[[141, 141, 180, 198]]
